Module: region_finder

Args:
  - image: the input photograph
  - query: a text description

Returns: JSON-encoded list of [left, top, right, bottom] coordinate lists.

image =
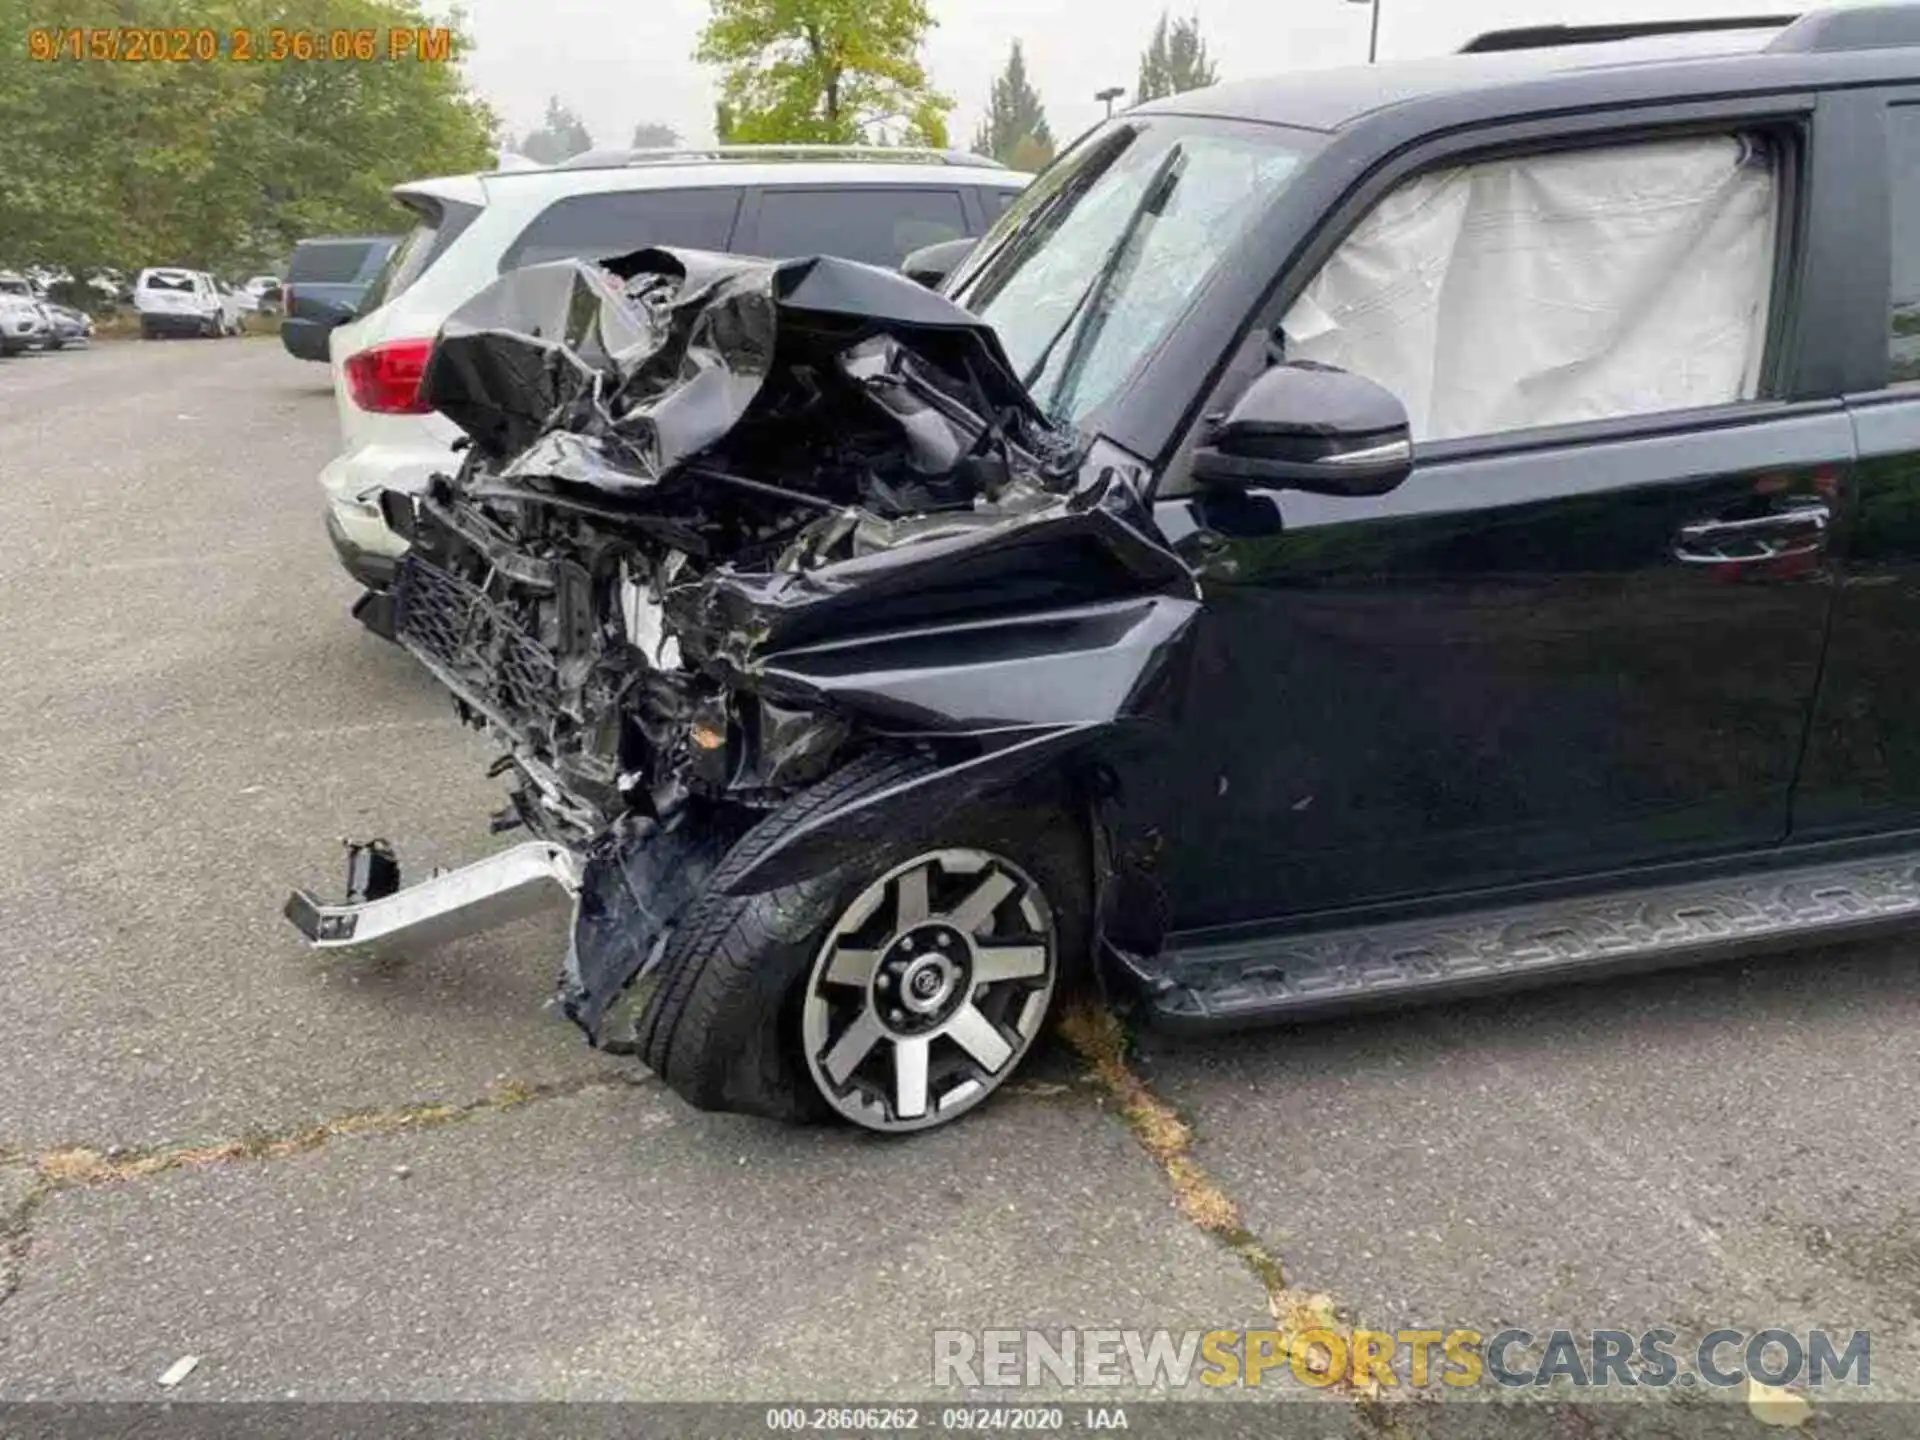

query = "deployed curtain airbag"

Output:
[[1283, 133, 1779, 441]]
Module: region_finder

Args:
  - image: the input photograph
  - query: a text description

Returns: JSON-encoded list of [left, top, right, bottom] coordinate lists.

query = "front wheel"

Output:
[[636, 752, 1089, 1133]]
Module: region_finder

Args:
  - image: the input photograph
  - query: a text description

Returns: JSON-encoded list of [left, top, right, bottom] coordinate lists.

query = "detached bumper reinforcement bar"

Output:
[[284, 841, 584, 956]]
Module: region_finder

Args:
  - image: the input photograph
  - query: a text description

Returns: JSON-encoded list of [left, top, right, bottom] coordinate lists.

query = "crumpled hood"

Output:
[[420, 247, 1062, 494]]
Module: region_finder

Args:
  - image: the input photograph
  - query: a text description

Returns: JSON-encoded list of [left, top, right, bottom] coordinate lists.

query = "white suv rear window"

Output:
[[502, 188, 741, 271], [752, 187, 967, 266]]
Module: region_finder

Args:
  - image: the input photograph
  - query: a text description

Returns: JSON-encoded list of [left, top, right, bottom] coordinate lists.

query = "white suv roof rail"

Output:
[[552, 144, 1007, 172]]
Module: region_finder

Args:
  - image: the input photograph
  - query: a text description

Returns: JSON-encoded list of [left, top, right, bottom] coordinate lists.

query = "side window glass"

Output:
[[502, 188, 740, 271], [1282, 132, 1780, 443], [1888, 106, 1920, 385], [289, 243, 373, 284], [979, 186, 1019, 220], [753, 188, 968, 266]]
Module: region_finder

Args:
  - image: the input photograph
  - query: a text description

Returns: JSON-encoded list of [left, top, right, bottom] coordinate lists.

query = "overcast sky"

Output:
[[455, 0, 1802, 157]]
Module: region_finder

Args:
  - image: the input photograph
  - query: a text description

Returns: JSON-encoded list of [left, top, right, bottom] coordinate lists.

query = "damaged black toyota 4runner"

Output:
[[292, 8, 1920, 1132]]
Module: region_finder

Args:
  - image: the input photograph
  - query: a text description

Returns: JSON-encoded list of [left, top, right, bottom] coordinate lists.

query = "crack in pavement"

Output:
[[1058, 1004, 1360, 1392], [25, 1072, 645, 1189], [0, 1071, 645, 1312], [0, 1029, 1373, 1402]]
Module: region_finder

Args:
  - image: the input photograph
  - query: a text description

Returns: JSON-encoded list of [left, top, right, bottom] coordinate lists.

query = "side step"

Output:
[[1126, 849, 1920, 1033], [284, 841, 584, 957]]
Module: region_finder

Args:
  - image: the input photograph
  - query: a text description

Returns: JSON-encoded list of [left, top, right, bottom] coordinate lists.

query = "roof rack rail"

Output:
[[1459, 16, 1795, 53], [1768, 4, 1920, 52], [552, 144, 1006, 171]]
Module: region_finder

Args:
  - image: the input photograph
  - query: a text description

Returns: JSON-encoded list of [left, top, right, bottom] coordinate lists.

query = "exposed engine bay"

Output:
[[327, 247, 1201, 1050]]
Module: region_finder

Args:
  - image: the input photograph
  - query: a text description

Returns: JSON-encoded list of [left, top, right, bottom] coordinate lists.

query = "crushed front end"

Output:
[[287, 246, 1199, 1068]]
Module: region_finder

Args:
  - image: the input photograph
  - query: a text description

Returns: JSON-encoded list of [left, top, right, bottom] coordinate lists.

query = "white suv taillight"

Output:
[[343, 338, 435, 415]]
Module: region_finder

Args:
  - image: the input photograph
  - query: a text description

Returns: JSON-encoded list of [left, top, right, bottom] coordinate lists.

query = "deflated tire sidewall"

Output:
[[635, 752, 1090, 1128]]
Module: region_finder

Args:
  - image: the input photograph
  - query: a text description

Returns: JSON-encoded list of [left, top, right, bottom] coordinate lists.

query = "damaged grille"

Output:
[[390, 247, 1157, 844], [394, 555, 559, 733]]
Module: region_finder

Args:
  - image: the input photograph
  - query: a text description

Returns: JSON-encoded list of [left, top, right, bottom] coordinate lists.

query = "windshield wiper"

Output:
[[959, 128, 1137, 306], [1026, 143, 1186, 415]]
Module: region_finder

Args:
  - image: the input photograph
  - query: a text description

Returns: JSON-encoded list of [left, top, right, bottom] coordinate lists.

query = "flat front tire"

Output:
[[635, 752, 1089, 1132]]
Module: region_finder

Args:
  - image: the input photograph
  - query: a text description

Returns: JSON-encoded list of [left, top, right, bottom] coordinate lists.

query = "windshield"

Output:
[[949, 116, 1317, 429]]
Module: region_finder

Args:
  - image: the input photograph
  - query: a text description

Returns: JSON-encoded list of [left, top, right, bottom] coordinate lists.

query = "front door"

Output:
[[1152, 119, 1848, 931]]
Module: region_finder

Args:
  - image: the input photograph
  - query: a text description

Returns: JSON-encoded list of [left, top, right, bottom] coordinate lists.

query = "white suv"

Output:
[[320, 146, 1026, 591]]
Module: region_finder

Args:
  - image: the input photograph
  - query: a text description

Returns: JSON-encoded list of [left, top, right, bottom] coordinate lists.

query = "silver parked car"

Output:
[[0, 294, 47, 355], [37, 303, 92, 349]]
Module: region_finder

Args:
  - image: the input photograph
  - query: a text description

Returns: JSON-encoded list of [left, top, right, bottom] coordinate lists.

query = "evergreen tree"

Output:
[[630, 121, 682, 149], [1135, 13, 1218, 104], [970, 40, 1053, 167], [520, 97, 593, 164]]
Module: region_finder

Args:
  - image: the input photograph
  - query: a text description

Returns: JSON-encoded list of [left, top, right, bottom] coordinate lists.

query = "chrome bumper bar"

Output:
[[284, 841, 584, 957]]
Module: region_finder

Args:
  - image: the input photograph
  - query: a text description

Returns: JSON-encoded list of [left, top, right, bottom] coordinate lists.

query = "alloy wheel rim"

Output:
[[801, 848, 1056, 1133]]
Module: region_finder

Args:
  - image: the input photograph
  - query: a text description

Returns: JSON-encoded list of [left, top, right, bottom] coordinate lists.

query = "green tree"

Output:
[[519, 96, 593, 164], [969, 40, 1052, 167], [697, 0, 952, 146], [1007, 133, 1053, 174], [1134, 12, 1218, 104], [630, 121, 682, 149], [0, 0, 495, 280]]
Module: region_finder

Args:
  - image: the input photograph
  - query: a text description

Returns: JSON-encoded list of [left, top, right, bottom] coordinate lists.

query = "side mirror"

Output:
[[899, 236, 976, 290], [1191, 362, 1413, 497]]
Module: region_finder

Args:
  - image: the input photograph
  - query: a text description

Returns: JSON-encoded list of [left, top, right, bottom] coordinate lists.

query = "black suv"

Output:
[[280, 234, 398, 362], [291, 6, 1920, 1134]]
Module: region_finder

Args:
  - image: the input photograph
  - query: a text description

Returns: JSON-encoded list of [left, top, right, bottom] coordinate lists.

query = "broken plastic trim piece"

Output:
[[284, 841, 585, 957]]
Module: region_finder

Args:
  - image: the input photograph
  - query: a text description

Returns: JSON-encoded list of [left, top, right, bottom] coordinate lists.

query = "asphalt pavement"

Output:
[[1, 338, 1917, 1424]]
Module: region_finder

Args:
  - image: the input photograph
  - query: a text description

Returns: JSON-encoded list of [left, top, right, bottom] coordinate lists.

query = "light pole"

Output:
[[1349, 0, 1382, 63], [1096, 85, 1125, 119]]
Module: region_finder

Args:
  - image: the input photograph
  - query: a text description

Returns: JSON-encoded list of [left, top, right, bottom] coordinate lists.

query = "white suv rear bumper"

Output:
[[320, 438, 459, 584]]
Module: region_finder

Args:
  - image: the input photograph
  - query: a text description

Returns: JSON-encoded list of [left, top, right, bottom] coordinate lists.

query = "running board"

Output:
[[284, 841, 583, 957], [1125, 848, 1920, 1033]]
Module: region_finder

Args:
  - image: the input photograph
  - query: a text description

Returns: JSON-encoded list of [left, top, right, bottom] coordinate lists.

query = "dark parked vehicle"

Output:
[[280, 235, 397, 362], [291, 5, 1920, 1134], [37, 303, 91, 348]]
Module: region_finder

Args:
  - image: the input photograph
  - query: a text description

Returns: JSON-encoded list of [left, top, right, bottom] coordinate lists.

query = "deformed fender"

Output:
[[718, 593, 1202, 895], [697, 469, 1205, 896], [753, 594, 1201, 735], [674, 478, 1196, 663], [718, 723, 1112, 896]]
